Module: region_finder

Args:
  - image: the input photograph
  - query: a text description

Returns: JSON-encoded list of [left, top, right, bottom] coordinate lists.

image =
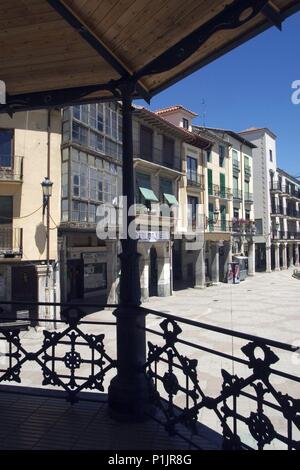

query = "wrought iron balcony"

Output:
[[187, 172, 205, 190], [208, 221, 231, 233], [232, 159, 240, 173], [271, 205, 285, 216], [244, 165, 252, 178], [270, 182, 284, 193], [287, 232, 300, 240], [233, 189, 243, 201], [0, 228, 23, 257], [208, 184, 231, 199], [244, 192, 254, 204], [0, 156, 24, 182], [0, 301, 298, 450]]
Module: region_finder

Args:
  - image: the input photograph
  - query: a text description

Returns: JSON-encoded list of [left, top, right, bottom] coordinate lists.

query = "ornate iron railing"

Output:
[[140, 307, 300, 450], [0, 303, 116, 403], [1, 301, 300, 450]]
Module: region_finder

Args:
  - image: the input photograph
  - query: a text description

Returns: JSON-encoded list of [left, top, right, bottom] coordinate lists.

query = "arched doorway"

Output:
[[149, 246, 158, 297]]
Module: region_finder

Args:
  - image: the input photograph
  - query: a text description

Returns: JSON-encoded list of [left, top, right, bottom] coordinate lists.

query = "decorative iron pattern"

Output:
[[145, 318, 300, 450], [0, 308, 116, 402]]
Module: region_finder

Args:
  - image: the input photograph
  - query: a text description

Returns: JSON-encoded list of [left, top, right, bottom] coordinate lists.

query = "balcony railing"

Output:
[[233, 189, 243, 200], [244, 165, 252, 178], [187, 172, 205, 189], [133, 142, 181, 172], [244, 192, 254, 203], [209, 184, 232, 199], [0, 228, 23, 256], [270, 183, 300, 200], [273, 231, 300, 241], [0, 301, 299, 450], [232, 159, 240, 173], [0, 156, 24, 182], [208, 221, 231, 233]]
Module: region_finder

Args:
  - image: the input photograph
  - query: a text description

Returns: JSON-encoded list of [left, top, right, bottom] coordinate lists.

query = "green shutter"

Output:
[[208, 169, 213, 195], [209, 202, 214, 232], [220, 173, 226, 198], [139, 187, 159, 202]]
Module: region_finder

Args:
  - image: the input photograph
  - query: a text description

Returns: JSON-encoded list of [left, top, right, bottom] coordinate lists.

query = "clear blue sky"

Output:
[[137, 12, 300, 178]]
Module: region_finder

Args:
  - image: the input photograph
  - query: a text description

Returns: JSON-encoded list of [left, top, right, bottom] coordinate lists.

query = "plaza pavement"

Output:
[[1, 268, 299, 449]]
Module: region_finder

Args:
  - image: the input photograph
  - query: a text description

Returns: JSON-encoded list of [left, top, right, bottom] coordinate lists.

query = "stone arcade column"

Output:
[[281, 242, 288, 270], [274, 243, 280, 272], [295, 244, 300, 268], [194, 247, 206, 289], [156, 243, 171, 297], [265, 244, 272, 273], [211, 242, 220, 285], [247, 241, 255, 276], [288, 243, 294, 268]]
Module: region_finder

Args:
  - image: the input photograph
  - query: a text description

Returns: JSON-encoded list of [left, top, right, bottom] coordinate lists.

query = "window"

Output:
[[233, 176, 239, 198], [255, 219, 263, 235], [269, 149, 273, 162], [233, 209, 239, 219], [163, 136, 175, 168], [160, 177, 173, 202], [245, 210, 251, 221], [207, 149, 212, 163], [0, 129, 13, 167], [187, 156, 198, 182], [140, 126, 153, 161], [182, 118, 189, 129], [61, 199, 68, 222], [136, 172, 151, 204], [219, 145, 225, 167], [187, 196, 198, 226], [72, 122, 88, 146], [0, 196, 13, 224]]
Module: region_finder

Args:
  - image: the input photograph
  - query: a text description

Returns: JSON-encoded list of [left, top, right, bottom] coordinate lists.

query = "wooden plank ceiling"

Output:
[[0, 0, 299, 103]]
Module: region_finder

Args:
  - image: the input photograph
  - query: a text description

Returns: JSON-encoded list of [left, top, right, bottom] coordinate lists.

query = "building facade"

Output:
[[270, 168, 300, 270], [155, 107, 234, 286], [0, 110, 61, 322], [59, 103, 122, 304], [198, 127, 256, 276], [240, 127, 300, 273]]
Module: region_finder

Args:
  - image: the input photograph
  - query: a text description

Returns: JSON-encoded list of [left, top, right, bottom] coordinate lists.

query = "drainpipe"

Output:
[[45, 109, 51, 320]]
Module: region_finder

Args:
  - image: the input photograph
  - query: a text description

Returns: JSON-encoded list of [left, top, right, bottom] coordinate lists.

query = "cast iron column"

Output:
[[108, 81, 152, 421]]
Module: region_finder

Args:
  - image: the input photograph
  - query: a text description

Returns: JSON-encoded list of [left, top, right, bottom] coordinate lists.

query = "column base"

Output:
[[248, 273, 255, 277], [194, 285, 206, 290], [212, 281, 220, 286], [108, 375, 155, 422], [275, 268, 281, 272]]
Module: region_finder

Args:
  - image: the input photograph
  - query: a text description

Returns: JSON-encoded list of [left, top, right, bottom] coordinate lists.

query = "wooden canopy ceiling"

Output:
[[1, 0, 300, 111]]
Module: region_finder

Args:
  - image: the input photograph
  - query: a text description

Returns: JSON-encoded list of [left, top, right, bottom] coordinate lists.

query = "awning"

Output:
[[139, 187, 159, 202], [164, 194, 179, 206], [1, 1, 299, 112]]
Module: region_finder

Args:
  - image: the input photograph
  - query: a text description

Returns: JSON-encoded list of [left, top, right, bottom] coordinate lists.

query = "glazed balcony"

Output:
[[0, 156, 24, 182], [0, 301, 299, 450]]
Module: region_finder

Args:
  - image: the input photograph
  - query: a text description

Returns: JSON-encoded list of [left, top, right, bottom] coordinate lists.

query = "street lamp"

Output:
[[41, 177, 53, 215]]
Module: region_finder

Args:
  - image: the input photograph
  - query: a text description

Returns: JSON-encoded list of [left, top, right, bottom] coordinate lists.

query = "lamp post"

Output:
[[41, 176, 53, 276]]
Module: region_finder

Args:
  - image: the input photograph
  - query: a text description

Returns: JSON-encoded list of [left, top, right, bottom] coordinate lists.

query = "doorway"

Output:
[[149, 246, 158, 297], [11, 265, 38, 323], [67, 259, 84, 301]]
